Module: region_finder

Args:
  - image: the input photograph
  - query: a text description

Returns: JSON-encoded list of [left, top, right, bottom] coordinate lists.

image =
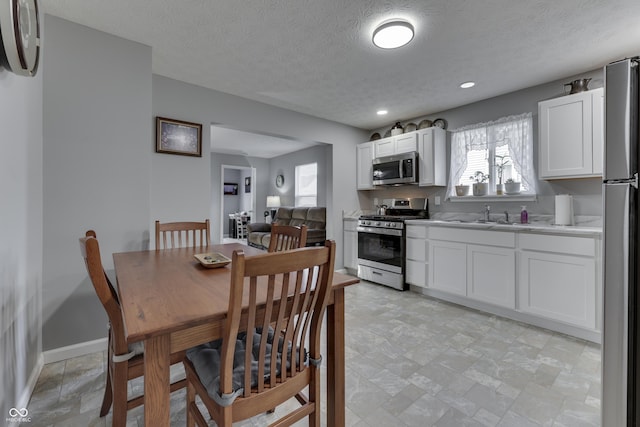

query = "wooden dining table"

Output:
[[113, 242, 359, 426]]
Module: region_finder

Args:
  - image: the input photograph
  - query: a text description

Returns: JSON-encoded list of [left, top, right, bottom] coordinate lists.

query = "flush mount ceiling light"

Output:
[[377, 109, 388, 115], [460, 81, 476, 89], [372, 20, 414, 49]]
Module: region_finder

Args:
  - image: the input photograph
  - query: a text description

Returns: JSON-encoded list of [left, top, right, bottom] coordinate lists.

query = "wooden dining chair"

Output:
[[79, 230, 186, 426], [267, 224, 308, 252], [183, 240, 336, 427], [155, 219, 210, 249]]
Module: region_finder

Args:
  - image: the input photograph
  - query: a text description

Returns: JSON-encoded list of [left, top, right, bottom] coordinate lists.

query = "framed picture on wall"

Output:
[[223, 182, 238, 195], [245, 177, 251, 193], [156, 116, 202, 157]]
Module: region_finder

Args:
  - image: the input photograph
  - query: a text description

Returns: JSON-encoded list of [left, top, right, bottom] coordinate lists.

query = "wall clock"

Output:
[[0, 0, 41, 77], [275, 174, 284, 188]]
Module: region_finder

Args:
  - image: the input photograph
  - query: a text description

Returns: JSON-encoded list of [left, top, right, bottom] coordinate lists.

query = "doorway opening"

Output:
[[220, 165, 255, 244]]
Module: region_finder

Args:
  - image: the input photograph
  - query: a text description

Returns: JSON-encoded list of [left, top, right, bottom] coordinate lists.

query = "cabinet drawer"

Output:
[[520, 233, 596, 257], [406, 224, 427, 238], [429, 227, 515, 248]]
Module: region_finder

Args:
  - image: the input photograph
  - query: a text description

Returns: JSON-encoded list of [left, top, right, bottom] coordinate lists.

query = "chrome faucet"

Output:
[[484, 205, 491, 222]]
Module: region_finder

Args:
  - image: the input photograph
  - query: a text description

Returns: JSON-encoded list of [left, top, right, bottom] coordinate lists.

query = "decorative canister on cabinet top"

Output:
[[565, 78, 592, 94], [390, 122, 403, 136]]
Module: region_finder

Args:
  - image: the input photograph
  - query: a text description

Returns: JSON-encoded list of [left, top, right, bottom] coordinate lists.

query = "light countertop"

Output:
[[407, 214, 602, 237]]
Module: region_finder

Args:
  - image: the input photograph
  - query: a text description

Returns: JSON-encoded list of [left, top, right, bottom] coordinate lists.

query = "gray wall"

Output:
[[267, 144, 330, 208], [39, 17, 365, 353], [0, 19, 44, 413], [363, 69, 604, 219], [152, 75, 367, 261], [42, 16, 152, 350]]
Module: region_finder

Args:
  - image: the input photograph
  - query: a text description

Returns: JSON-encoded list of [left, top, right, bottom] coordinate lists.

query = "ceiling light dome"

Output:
[[372, 20, 414, 49]]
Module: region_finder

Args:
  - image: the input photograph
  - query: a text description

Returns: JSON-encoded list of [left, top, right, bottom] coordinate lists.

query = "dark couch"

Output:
[[246, 207, 326, 250]]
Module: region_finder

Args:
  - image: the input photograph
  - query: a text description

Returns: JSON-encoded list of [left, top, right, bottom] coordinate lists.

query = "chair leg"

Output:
[[111, 363, 129, 427], [99, 364, 113, 417], [309, 366, 321, 427], [220, 406, 233, 427], [100, 335, 114, 417], [186, 381, 196, 427]]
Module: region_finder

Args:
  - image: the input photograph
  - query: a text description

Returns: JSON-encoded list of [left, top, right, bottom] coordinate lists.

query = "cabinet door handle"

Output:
[[372, 271, 383, 276]]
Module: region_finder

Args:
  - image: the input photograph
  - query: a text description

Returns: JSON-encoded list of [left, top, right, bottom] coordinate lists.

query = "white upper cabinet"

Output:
[[538, 88, 604, 179], [356, 141, 375, 190], [359, 127, 446, 189], [373, 132, 417, 157], [417, 127, 447, 186]]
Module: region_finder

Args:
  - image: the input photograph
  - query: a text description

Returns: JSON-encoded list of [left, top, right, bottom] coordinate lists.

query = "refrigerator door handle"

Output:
[[604, 173, 639, 189]]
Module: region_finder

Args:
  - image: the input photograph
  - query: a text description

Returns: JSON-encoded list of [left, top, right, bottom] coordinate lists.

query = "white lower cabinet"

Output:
[[407, 221, 601, 342], [429, 241, 467, 295], [467, 244, 515, 309], [519, 235, 597, 330]]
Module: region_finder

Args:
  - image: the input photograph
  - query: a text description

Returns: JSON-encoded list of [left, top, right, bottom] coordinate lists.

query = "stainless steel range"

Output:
[[357, 198, 428, 290]]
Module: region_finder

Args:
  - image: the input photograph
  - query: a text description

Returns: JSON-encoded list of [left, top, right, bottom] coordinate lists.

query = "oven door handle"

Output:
[[357, 226, 403, 237]]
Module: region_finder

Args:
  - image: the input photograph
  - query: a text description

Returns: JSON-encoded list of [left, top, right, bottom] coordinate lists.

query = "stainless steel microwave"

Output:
[[372, 151, 418, 185]]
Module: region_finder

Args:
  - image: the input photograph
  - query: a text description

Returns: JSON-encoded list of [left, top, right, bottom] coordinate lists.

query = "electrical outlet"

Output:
[[435, 196, 441, 206]]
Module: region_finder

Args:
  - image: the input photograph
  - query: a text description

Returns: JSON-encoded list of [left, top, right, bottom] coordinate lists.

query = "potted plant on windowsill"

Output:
[[495, 155, 510, 195], [455, 184, 469, 196], [504, 178, 521, 195], [470, 171, 489, 196]]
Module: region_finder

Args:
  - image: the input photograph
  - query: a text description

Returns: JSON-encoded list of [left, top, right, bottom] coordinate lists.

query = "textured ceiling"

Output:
[[42, 0, 640, 133], [210, 126, 320, 159]]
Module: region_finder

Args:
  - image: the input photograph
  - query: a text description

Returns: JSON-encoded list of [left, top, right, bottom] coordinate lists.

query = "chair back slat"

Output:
[[155, 220, 210, 249], [255, 275, 275, 394], [243, 280, 258, 397], [219, 240, 335, 400], [268, 224, 308, 252]]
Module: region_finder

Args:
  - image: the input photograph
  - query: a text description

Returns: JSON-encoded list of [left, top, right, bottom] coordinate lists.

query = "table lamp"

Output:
[[266, 196, 281, 223]]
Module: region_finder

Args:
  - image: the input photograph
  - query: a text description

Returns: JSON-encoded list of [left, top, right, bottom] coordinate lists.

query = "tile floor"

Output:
[[27, 279, 602, 426]]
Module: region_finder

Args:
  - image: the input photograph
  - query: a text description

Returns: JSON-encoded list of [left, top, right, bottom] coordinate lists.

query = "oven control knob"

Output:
[[386, 222, 392, 227], [374, 221, 381, 227]]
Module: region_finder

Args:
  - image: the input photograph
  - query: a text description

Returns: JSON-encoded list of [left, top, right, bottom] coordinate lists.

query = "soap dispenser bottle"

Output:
[[520, 206, 528, 224]]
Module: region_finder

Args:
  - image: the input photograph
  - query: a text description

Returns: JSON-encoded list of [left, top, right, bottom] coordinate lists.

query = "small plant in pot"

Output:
[[504, 178, 521, 195], [455, 183, 469, 196], [495, 155, 510, 195], [470, 171, 489, 196]]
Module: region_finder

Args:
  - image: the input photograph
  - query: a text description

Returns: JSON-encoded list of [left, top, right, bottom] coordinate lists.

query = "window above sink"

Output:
[[447, 112, 537, 200]]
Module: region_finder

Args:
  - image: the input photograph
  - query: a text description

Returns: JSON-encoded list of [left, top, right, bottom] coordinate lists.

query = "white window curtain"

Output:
[[446, 112, 536, 197]]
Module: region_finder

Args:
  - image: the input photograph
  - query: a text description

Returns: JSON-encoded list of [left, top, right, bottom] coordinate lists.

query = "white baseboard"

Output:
[[42, 337, 108, 364], [18, 353, 44, 409]]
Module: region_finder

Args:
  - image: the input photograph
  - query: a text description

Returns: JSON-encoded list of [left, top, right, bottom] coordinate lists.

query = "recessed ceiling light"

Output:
[[372, 20, 414, 49], [377, 109, 388, 115], [460, 81, 476, 89]]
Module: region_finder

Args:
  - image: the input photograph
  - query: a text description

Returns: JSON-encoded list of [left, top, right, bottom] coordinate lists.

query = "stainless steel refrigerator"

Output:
[[603, 57, 640, 426]]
